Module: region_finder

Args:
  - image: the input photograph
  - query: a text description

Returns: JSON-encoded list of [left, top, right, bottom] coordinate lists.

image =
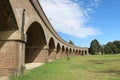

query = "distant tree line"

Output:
[[89, 39, 120, 55]]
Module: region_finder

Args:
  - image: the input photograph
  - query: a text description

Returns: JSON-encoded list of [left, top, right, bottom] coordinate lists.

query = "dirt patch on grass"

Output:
[[0, 76, 9, 80], [88, 60, 104, 64], [93, 70, 120, 75], [25, 63, 44, 69], [88, 59, 120, 64]]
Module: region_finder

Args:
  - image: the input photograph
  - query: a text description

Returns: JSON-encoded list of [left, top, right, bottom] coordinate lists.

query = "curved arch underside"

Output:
[[25, 22, 46, 63], [48, 38, 55, 55], [56, 43, 60, 53], [62, 46, 65, 52], [48, 38, 56, 60], [0, 0, 18, 31]]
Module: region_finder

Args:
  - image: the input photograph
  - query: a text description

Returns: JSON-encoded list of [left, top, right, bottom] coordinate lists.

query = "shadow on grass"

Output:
[[88, 60, 104, 64], [88, 59, 120, 64], [94, 70, 120, 75]]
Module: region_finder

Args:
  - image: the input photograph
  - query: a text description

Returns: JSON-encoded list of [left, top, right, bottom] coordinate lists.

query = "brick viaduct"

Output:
[[0, 0, 89, 76]]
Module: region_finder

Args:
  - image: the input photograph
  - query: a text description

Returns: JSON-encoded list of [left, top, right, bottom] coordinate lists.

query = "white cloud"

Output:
[[39, 0, 101, 38]]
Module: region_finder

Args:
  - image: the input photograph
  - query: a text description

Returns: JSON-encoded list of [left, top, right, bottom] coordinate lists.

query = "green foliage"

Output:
[[104, 41, 120, 54], [113, 41, 120, 52], [89, 39, 120, 54], [68, 40, 74, 45], [89, 39, 103, 55]]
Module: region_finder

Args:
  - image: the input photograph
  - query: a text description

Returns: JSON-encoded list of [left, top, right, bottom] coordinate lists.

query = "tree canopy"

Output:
[[89, 39, 120, 55], [89, 39, 103, 55], [104, 41, 120, 54], [68, 40, 74, 45]]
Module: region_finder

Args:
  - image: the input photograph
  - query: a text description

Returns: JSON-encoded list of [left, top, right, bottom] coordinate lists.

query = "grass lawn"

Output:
[[10, 54, 120, 80]]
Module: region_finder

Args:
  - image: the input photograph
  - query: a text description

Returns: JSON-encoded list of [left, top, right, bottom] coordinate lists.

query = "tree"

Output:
[[104, 42, 118, 54], [100, 44, 104, 54], [104, 41, 120, 54], [89, 39, 102, 55], [68, 40, 74, 45], [104, 43, 112, 54], [113, 41, 120, 53]]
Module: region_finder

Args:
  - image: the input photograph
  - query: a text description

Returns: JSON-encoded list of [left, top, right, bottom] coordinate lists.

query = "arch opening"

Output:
[[56, 43, 61, 53], [62, 46, 65, 52], [79, 50, 81, 55], [76, 49, 78, 55], [66, 47, 68, 53], [25, 22, 46, 63], [56, 43, 61, 59], [73, 49, 75, 54], [48, 38, 55, 55], [69, 48, 72, 54], [85, 50, 87, 55], [82, 50, 84, 55]]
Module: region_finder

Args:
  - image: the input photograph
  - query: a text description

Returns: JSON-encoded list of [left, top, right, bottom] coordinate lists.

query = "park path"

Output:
[[25, 63, 44, 69]]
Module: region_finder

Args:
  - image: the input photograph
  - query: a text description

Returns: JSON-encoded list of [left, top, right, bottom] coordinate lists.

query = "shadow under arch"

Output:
[[73, 49, 75, 55], [0, 0, 18, 31], [85, 50, 88, 55], [48, 37, 55, 60], [82, 50, 85, 55], [61, 45, 65, 57], [56, 43, 61, 53], [56, 43, 61, 59], [79, 50, 82, 55], [0, 0, 18, 48], [66, 47, 69, 56], [62, 46, 65, 52], [69, 48, 72, 54], [66, 47, 68, 54], [76, 49, 78, 55], [25, 21, 47, 63], [48, 37, 55, 55]]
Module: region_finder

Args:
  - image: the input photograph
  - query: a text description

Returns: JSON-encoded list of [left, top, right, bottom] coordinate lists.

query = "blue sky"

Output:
[[39, 0, 120, 47]]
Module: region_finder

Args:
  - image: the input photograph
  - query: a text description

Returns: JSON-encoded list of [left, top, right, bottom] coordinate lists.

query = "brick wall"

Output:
[[0, 41, 19, 76]]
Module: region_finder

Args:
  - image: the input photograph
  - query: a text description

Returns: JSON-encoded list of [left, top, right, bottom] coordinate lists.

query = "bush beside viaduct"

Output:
[[0, 0, 89, 76]]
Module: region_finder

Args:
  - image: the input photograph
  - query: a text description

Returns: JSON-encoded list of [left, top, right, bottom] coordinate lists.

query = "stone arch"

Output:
[[62, 45, 65, 52], [73, 49, 75, 55], [79, 50, 81, 55], [65, 47, 68, 56], [82, 50, 84, 55], [56, 43, 61, 53], [0, 0, 18, 31], [76, 49, 78, 55], [48, 37, 55, 55], [66, 47, 68, 53], [0, 0, 18, 42], [56, 43, 61, 59], [85, 50, 88, 55], [61, 45, 65, 57], [48, 37, 56, 60], [69, 48, 72, 54], [25, 21, 46, 63]]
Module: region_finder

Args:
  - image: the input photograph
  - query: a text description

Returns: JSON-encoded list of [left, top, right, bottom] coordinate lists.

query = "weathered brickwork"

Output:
[[48, 49, 57, 60], [0, 41, 19, 76], [0, 0, 89, 76], [25, 47, 48, 63], [56, 51, 62, 59]]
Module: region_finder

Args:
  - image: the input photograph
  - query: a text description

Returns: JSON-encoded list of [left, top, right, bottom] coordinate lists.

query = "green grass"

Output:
[[10, 54, 120, 80]]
